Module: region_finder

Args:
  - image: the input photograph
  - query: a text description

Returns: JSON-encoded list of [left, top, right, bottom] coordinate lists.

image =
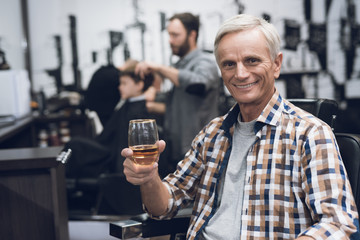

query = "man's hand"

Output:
[[122, 140, 170, 216], [135, 61, 180, 86], [135, 61, 160, 80], [146, 101, 166, 114], [122, 140, 166, 186]]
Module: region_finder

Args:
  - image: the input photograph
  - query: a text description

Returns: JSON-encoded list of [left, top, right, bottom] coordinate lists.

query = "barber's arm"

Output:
[[146, 101, 166, 114], [177, 58, 219, 95], [122, 140, 171, 216], [135, 61, 180, 86]]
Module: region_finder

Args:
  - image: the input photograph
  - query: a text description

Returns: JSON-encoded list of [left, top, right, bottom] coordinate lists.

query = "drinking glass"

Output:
[[128, 119, 159, 165]]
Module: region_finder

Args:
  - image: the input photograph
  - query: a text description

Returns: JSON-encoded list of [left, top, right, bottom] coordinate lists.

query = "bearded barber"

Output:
[[136, 12, 220, 172]]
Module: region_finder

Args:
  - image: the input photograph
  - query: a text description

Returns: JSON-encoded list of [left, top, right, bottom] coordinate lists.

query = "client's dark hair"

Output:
[[120, 59, 154, 92]]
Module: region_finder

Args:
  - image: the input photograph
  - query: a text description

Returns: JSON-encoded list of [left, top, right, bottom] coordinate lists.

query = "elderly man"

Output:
[[122, 14, 359, 239]]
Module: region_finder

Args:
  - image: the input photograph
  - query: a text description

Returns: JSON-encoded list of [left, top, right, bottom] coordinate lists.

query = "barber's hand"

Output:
[[135, 61, 160, 79], [122, 140, 166, 185]]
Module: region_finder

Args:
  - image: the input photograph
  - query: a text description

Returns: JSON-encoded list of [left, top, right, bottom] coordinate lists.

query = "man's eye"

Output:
[[222, 62, 235, 68], [247, 58, 259, 64]]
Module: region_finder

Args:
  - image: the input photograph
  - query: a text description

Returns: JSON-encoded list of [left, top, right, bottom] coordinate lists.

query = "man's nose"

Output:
[[235, 62, 249, 79]]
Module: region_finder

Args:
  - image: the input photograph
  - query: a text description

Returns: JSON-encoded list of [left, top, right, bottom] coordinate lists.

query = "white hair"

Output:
[[214, 14, 281, 62]]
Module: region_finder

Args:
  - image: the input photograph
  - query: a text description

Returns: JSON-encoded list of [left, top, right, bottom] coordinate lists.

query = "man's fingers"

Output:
[[123, 159, 159, 185], [134, 62, 148, 79], [125, 170, 157, 185], [157, 140, 166, 153], [134, 64, 141, 75], [121, 148, 133, 158], [122, 140, 164, 185]]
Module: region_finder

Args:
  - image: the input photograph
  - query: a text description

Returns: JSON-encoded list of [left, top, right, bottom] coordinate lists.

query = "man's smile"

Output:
[[233, 80, 259, 89]]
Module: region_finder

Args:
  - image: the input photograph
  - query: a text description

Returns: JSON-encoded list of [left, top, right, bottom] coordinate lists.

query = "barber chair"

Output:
[[335, 133, 360, 212], [65, 140, 144, 218], [110, 134, 360, 240], [94, 173, 144, 216], [66, 177, 100, 216], [287, 98, 338, 130], [108, 99, 360, 239], [67, 173, 145, 220]]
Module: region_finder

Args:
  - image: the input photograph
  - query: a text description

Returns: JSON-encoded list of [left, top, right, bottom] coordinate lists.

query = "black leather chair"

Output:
[[287, 98, 338, 131], [94, 173, 144, 216], [109, 99, 360, 239], [335, 133, 360, 212], [68, 173, 145, 220], [110, 207, 191, 239]]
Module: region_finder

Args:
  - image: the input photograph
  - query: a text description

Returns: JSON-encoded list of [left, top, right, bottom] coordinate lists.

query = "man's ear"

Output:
[[189, 30, 197, 43], [273, 52, 283, 79], [137, 81, 145, 92]]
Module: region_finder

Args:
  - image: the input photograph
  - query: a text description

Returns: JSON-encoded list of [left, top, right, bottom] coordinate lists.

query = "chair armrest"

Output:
[[110, 218, 143, 239], [109, 208, 191, 239]]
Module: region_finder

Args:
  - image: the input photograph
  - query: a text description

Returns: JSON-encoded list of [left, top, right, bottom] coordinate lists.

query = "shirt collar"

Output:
[[128, 94, 146, 102], [256, 88, 283, 127], [222, 88, 283, 134], [173, 49, 201, 68]]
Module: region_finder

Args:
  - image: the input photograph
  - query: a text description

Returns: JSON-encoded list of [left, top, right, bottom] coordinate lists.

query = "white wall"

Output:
[[0, 0, 26, 70], [2, 0, 360, 99], [26, 0, 241, 96]]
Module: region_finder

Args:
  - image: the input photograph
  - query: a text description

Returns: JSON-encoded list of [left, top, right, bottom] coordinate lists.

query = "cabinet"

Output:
[[0, 112, 93, 149], [0, 115, 36, 148], [0, 146, 69, 240], [33, 112, 94, 148]]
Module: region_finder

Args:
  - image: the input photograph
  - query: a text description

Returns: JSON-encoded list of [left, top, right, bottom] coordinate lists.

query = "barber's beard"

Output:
[[172, 36, 191, 58]]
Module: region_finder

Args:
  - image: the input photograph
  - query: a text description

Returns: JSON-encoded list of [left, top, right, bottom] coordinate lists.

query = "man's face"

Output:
[[167, 19, 190, 57], [216, 29, 282, 108]]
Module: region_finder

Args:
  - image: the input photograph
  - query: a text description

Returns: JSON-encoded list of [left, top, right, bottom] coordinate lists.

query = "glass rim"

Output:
[[129, 119, 156, 124]]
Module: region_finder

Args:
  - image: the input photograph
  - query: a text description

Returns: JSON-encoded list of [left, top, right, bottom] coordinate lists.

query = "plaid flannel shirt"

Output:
[[158, 90, 359, 239]]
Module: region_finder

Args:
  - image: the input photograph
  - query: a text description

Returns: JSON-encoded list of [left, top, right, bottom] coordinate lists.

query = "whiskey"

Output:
[[130, 144, 159, 165]]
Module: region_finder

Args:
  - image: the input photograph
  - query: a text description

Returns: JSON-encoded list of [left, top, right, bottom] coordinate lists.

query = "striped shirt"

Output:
[[157, 89, 359, 239]]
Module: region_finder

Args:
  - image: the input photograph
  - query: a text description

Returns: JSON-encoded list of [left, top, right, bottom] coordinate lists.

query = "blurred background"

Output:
[[1, 1, 360, 239], [1, 0, 359, 134]]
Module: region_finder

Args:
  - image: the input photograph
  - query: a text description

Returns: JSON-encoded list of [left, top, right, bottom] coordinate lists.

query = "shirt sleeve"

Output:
[[299, 124, 359, 239], [143, 182, 175, 220], [147, 128, 207, 219]]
